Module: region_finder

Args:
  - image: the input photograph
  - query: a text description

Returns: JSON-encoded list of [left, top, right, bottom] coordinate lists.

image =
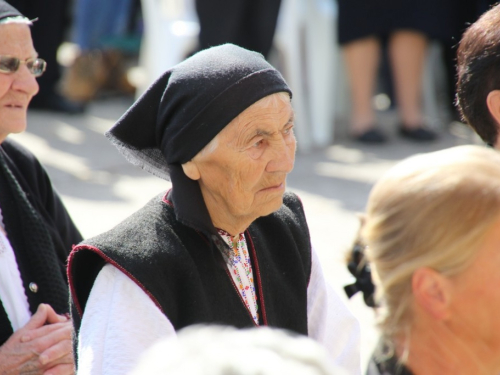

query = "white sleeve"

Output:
[[307, 247, 362, 375], [77, 264, 177, 375]]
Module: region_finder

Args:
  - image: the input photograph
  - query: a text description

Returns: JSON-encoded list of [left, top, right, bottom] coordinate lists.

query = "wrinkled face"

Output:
[[449, 215, 500, 352], [193, 93, 295, 228], [0, 23, 39, 142]]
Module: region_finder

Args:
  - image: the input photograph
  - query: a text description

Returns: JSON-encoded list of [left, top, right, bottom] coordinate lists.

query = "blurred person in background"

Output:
[[0, 1, 82, 373], [337, 0, 454, 143], [361, 145, 500, 374], [456, 2, 500, 149], [440, 0, 497, 122], [60, 0, 138, 104], [68, 44, 360, 375], [130, 325, 348, 375], [7, 0, 84, 113], [195, 0, 281, 59]]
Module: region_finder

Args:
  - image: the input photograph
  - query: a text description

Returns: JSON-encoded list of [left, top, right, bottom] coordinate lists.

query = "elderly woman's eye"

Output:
[[283, 126, 294, 135], [253, 139, 264, 147]]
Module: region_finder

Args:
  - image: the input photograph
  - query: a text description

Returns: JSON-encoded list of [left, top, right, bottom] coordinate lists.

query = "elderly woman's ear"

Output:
[[412, 267, 452, 320], [182, 161, 201, 180]]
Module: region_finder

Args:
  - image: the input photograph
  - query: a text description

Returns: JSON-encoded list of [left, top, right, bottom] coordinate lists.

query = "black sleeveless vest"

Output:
[[69, 191, 311, 338]]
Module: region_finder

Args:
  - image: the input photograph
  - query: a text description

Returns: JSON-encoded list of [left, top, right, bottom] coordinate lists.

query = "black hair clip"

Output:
[[344, 243, 377, 308]]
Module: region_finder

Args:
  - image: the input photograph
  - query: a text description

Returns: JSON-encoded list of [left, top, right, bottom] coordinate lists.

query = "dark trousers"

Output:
[[195, 0, 281, 59]]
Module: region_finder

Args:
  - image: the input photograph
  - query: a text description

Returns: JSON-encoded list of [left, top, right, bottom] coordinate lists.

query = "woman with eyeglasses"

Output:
[[0, 2, 82, 374]]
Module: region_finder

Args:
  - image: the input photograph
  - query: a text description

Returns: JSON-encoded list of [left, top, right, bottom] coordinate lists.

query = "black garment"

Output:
[[0, 0, 21, 19], [338, 0, 456, 44], [0, 138, 82, 346], [69, 191, 311, 342], [195, 0, 281, 59], [367, 355, 413, 375], [367, 353, 413, 375]]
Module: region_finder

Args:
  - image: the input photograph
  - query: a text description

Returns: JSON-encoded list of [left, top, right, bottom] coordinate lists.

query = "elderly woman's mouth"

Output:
[[260, 182, 285, 192], [5, 103, 24, 109]]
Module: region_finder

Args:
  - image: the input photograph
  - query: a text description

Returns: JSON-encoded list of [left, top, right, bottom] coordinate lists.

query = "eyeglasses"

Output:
[[0, 55, 47, 77]]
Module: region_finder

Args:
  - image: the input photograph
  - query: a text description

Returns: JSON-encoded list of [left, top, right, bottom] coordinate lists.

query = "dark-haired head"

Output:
[[456, 3, 500, 147]]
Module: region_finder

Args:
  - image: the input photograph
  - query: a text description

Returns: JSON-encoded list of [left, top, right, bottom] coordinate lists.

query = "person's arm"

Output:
[[77, 264, 176, 375], [307, 247, 362, 375], [0, 304, 74, 375]]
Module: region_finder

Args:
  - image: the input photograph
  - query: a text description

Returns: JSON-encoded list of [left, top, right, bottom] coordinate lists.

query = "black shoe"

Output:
[[354, 128, 388, 144], [30, 92, 86, 114], [398, 126, 437, 142]]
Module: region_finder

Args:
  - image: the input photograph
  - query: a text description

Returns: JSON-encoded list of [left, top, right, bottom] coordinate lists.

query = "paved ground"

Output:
[[12, 97, 477, 371]]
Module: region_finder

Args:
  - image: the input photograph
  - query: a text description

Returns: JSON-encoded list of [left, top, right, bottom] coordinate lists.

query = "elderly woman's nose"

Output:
[[266, 136, 295, 173], [11, 66, 39, 96]]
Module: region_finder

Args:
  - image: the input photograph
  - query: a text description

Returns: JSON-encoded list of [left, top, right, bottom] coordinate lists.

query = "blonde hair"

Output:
[[363, 145, 500, 342]]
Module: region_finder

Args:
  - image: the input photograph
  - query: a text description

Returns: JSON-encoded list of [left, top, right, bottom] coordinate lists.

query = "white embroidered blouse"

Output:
[[218, 230, 259, 324]]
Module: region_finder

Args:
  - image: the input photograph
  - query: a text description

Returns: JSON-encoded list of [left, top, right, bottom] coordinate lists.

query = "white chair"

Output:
[[137, 0, 339, 152], [273, 0, 338, 151], [137, 0, 199, 97]]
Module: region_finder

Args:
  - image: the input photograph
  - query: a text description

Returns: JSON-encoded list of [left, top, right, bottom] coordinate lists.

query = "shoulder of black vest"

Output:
[[68, 192, 198, 316]]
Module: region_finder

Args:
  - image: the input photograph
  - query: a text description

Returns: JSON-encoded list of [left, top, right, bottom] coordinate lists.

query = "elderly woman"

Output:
[[361, 145, 500, 374], [68, 44, 361, 374], [0, 1, 82, 374]]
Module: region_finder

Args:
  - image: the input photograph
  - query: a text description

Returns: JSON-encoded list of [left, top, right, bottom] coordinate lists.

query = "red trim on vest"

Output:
[[245, 230, 268, 326], [223, 267, 259, 327], [67, 245, 83, 316], [195, 229, 210, 246], [162, 189, 172, 206], [67, 244, 164, 317]]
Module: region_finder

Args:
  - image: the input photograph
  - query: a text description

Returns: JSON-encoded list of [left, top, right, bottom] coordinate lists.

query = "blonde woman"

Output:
[[362, 145, 500, 375]]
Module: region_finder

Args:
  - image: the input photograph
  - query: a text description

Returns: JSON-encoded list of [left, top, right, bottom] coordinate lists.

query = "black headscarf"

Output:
[[0, 1, 23, 21], [106, 44, 292, 239]]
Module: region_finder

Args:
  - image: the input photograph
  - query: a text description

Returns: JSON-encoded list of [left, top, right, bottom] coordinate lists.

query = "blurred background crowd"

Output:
[[7, 0, 496, 149], [6, 0, 500, 373]]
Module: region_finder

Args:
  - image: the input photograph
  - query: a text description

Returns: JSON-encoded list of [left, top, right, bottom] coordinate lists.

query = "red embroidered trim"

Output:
[[195, 229, 210, 246], [245, 230, 267, 326], [67, 245, 83, 316], [67, 245, 164, 317], [223, 266, 259, 327], [162, 189, 173, 205]]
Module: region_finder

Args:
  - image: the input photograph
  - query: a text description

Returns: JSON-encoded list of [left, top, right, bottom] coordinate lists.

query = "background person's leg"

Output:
[[388, 30, 427, 129], [195, 0, 245, 52], [342, 36, 381, 136], [237, 0, 281, 59]]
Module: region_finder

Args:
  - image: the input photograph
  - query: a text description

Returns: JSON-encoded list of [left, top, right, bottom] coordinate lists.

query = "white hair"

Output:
[[129, 325, 346, 375], [0, 16, 32, 25]]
